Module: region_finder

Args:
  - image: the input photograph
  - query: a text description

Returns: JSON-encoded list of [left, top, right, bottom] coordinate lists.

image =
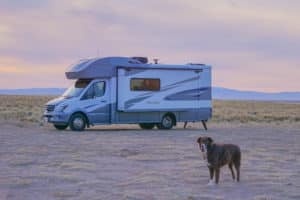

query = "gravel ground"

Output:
[[0, 122, 299, 200]]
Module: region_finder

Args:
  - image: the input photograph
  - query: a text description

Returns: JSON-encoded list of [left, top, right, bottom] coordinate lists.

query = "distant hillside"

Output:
[[213, 87, 300, 101], [0, 87, 300, 101], [0, 88, 65, 96]]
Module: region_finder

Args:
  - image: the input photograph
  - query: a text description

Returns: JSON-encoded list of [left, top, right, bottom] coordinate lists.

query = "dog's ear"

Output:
[[197, 137, 202, 144], [207, 137, 213, 144]]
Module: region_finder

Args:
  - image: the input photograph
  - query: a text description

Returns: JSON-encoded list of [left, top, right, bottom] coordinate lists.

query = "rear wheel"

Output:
[[157, 115, 175, 129], [139, 123, 155, 129], [69, 113, 86, 131], [54, 124, 68, 130]]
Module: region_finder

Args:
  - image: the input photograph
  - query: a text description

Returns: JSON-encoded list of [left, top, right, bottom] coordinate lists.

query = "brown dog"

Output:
[[197, 136, 241, 185]]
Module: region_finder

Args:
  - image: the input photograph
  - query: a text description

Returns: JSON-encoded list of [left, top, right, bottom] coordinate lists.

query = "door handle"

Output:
[[101, 100, 107, 103]]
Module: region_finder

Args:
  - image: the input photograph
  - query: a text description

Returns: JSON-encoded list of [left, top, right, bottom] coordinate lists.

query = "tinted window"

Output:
[[94, 82, 105, 97], [82, 81, 105, 100], [82, 85, 94, 99], [130, 78, 160, 91]]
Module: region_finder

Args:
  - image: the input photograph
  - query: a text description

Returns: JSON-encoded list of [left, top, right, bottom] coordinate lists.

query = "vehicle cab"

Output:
[[44, 78, 109, 131]]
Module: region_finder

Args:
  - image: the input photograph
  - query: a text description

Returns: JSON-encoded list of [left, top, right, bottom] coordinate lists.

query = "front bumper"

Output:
[[43, 111, 70, 125]]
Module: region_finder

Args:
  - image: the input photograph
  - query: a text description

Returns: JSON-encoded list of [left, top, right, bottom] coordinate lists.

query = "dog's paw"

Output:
[[207, 180, 215, 186]]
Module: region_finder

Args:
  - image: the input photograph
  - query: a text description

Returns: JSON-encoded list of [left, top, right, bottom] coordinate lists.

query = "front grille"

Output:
[[46, 105, 55, 112]]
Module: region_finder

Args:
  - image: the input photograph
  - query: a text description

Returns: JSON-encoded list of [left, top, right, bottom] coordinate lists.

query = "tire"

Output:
[[157, 115, 175, 129], [69, 113, 86, 131], [139, 123, 155, 129], [54, 124, 68, 130]]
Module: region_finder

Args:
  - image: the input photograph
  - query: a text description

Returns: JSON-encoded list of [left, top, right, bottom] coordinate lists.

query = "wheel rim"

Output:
[[73, 117, 84, 130], [162, 116, 172, 128]]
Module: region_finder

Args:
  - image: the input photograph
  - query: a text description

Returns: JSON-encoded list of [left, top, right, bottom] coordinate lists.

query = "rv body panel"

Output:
[[117, 67, 211, 112]]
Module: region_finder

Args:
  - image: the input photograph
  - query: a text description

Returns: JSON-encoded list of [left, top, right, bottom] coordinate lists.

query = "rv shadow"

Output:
[[80, 128, 207, 133], [45, 126, 209, 134]]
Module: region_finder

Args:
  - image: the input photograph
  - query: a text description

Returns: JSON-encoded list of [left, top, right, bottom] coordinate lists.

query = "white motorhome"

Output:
[[43, 57, 212, 131]]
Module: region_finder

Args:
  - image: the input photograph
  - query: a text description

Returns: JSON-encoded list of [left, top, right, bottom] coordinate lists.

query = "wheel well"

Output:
[[70, 111, 90, 126], [163, 112, 177, 125]]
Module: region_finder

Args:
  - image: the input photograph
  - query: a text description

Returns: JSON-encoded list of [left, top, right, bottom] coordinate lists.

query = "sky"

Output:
[[0, 0, 300, 92]]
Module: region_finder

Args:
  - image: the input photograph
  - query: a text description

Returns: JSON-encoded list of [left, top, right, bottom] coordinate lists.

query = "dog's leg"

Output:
[[207, 167, 215, 185], [234, 164, 240, 182], [215, 168, 220, 184], [235, 166, 240, 182], [234, 150, 241, 182], [228, 163, 235, 181], [209, 167, 214, 180]]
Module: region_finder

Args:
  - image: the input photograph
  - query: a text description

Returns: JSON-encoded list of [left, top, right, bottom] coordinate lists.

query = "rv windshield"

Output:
[[62, 79, 91, 98]]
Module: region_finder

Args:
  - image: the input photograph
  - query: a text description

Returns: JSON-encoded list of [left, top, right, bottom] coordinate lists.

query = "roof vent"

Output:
[[131, 57, 148, 64], [153, 58, 159, 64]]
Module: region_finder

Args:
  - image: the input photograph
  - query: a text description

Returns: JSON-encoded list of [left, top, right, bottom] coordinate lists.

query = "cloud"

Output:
[[0, 0, 48, 11], [0, 56, 71, 88], [0, 0, 299, 91]]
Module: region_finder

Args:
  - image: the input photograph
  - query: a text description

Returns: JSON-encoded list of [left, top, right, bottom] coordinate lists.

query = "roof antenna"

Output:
[[153, 58, 159, 64], [97, 48, 100, 57]]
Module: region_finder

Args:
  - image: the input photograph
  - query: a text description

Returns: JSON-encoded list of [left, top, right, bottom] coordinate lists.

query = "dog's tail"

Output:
[[237, 151, 241, 167], [234, 147, 241, 181]]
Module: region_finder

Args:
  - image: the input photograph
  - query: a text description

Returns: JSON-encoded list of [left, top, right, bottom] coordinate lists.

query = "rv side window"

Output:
[[130, 78, 160, 91]]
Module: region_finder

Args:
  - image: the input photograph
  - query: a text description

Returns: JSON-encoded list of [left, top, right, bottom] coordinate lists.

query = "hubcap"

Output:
[[162, 116, 172, 128], [73, 117, 84, 129]]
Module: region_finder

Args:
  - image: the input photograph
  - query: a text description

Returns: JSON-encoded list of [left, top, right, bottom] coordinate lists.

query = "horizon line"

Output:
[[0, 86, 299, 94]]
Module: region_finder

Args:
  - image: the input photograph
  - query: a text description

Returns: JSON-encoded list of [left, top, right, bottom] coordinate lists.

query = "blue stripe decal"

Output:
[[84, 104, 98, 109], [125, 96, 151, 109], [164, 87, 211, 101], [124, 76, 203, 108]]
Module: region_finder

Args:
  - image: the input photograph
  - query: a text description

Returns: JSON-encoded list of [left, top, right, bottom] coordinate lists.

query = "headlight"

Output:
[[57, 104, 68, 112]]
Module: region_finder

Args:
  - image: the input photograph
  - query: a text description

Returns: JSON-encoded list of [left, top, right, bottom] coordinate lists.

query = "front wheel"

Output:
[[69, 113, 86, 131], [157, 115, 174, 129], [54, 124, 68, 130], [139, 123, 155, 129]]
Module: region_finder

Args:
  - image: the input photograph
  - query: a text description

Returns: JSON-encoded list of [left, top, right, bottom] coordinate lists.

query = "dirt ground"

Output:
[[0, 122, 299, 200]]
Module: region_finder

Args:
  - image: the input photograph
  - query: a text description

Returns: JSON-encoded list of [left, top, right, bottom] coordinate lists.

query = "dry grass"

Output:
[[0, 95, 53, 124], [213, 100, 300, 124], [0, 95, 299, 124]]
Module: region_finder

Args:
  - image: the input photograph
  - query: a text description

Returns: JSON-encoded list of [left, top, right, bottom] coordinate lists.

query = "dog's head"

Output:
[[197, 136, 213, 160]]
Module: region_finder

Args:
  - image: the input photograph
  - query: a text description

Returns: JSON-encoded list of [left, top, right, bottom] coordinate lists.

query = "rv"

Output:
[[43, 57, 212, 131]]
